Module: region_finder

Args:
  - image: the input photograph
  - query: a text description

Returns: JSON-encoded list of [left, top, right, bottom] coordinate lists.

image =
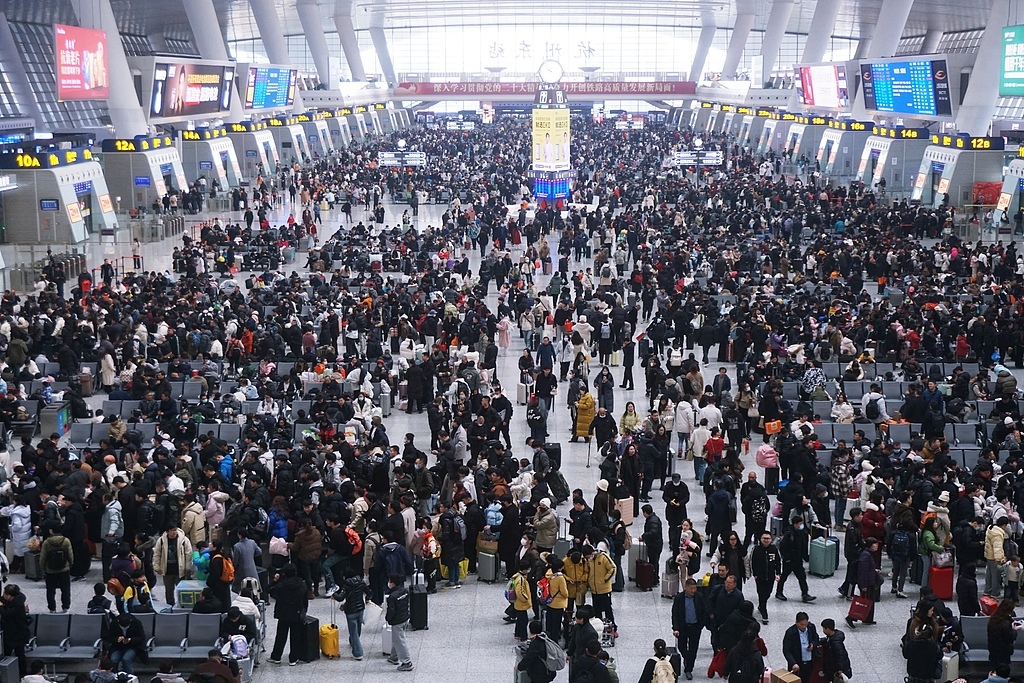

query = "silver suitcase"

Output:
[[517, 382, 531, 405], [381, 625, 392, 657], [478, 552, 499, 583]]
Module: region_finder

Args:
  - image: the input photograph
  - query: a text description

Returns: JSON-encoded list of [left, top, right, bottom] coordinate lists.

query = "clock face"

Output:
[[538, 60, 563, 84]]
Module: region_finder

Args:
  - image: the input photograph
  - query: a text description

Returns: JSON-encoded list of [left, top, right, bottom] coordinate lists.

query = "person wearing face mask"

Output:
[[776, 516, 816, 604]]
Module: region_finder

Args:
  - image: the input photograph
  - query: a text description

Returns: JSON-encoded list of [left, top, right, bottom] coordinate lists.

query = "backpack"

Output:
[[541, 634, 567, 672], [219, 556, 236, 583], [46, 542, 68, 571], [505, 576, 520, 602], [106, 577, 126, 597], [536, 576, 554, 605], [454, 515, 467, 541], [891, 529, 913, 561], [620, 524, 633, 551], [344, 526, 363, 555], [865, 396, 881, 420], [571, 331, 584, 346], [252, 507, 270, 536], [421, 532, 440, 560], [652, 657, 675, 683], [601, 322, 611, 339]]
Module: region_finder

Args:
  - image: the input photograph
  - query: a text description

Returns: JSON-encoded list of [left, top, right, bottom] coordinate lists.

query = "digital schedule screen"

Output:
[[243, 67, 297, 110], [860, 59, 952, 117]]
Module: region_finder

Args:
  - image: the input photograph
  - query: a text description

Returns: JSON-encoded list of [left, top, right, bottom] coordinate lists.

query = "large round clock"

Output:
[[538, 60, 564, 84]]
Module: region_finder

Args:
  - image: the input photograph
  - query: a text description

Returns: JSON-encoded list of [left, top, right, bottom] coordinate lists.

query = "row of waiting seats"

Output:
[[69, 421, 243, 450], [26, 611, 227, 663], [961, 615, 1024, 663]]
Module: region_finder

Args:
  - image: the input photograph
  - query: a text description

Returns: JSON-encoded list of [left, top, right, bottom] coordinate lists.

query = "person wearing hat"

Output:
[[592, 479, 612, 534], [532, 499, 558, 555]]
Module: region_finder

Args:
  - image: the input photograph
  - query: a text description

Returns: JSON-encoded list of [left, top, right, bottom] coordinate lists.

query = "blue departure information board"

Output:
[[243, 67, 296, 110], [860, 59, 952, 117]]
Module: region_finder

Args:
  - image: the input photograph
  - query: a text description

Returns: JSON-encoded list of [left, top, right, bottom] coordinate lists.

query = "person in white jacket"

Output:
[[0, 497, 32, 571], [153, 527, 194, 606], [674, 398, 698, 457], [690, 419, 712, 483]]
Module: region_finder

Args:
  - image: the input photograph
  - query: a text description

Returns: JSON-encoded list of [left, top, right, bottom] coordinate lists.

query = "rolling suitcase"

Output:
[[981, 594, 999, 616], [764, 467, 780, 495], [661, 570, 679, 598], [809, 537, 837, 577], [517, 383, 530, 405], [635, 560, 656, 591], [478, 552, 499, 583], [770, 515, 784, 538], [553, 538, 572, 559], [319, 621, 340, 658], [910, 555, 924, 585], [381, 625, 392, 657], [410, 584, 428, 630], [296, 615, 321, 662], [548, 470, 570, 505], [941, 653, 959, 683], [930, 565, 954, 600], [24, 551, 42, 581], [627, 540, 647, 581], [543, 443, 562, 471], [615, 497, 634, 526]]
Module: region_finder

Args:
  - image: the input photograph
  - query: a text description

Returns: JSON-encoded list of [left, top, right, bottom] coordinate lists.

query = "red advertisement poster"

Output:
[[55, 24, 108, 100]]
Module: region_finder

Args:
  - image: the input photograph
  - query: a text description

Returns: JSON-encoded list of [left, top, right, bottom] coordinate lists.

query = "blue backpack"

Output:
[[891, 529, 913, 561]]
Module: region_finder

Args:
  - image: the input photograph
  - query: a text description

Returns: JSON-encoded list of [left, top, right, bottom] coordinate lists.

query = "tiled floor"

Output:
[[20, 198, 990, 682]]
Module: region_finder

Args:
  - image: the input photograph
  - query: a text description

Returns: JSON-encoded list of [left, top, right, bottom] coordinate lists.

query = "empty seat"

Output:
[[150, 613, 189, 659], [822, 363, 841, 380], [843, 382, 865, 400], [69, 423, 93, 448], [91, 423, 110, 446], [832, 423, 855, 444], [121, 400, 142, 416], [101, 400, 122, 416], [219, 423, 242, 445], [781, 383, 799, 400], [64, 614, 104, 658], [886, 424, 911, 445], [961, 616, 989, 662], [184, 613, 223, 658], [953, 423, 982, 446], [812, 401, 832, 419], [28, 613, 70, 659], [881, 382, 902, 398], [182, 382, 203, 400], [813, 423, 834, 445], [136, 423, 157, 442], [873, 362, 895, 378]]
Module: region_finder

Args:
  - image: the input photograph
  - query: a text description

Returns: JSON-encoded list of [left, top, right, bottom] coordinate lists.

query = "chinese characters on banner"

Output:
[[394, 81, 696, 97], [55, 24, 109, 100]]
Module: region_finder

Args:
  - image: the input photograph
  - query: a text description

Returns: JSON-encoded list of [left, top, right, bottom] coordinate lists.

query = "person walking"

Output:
[[385, 573, 414, 671], [776, 517, 816, 604], [819, 618, 852, 682], [516, 620, 558, 683], [641, 504, 664, 576], [671, 578, 706, 680], [332, 568, 372, 660], [782, 612, 819, 683], [846, 537, 881, 628], [750, 531, 781, 625], [267, 564, 309, 666]]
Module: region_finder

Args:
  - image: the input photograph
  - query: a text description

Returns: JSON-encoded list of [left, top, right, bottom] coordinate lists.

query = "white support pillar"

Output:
[[920, 28, 944, 55], [183, 0, 243, 120], [722, 12, 755, 79], [297, 0, 332, 85], [69, 0, 148, 136], [759, 0, 795, 83], [867, 0, 915, 58], [801, 0, 842, 64], [0, 13, 45, 130], [854, 23, 874, 60], [334, 0, 366, 81], [688, 24, 717, 83], [956, 0, 1009, 135], [249, 0, 303, 110], [369, 23, 397, 87]]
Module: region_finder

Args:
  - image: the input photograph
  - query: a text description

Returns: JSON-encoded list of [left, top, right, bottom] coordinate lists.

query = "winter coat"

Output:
[[587, 550, 616, 595], [153, 531, 194, 577], [986, 525, 1008, 562], [996, 370, 1018, 397], [180, 502, 208, 547], [0, 504, 32, 556], [533, 507, 558, 548], [861, 502, 887, 544], [574, 392, 596, 438], [856, 548, 879, 591]]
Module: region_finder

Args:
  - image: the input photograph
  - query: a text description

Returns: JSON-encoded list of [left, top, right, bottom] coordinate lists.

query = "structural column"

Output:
[[182, 0, 243, 120], [854, 23, 874, 60], [722, 7, 755, 79], [249, 0, 303, 109], [297, 0, 333, 86], [688, 23, 717, 83], [920, 28, 945, 55], [800, 0, 842, 64], [866, 0, 915, 58], [369, 21, 398, 86], [956, 0, 1009, 135], [0, 14, 44, 129], [759, 0, 795, 84], [334, 0, 366, 81], [69, 0, 148, 136]]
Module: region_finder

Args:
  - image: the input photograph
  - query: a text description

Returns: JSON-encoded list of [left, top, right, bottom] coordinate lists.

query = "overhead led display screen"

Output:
[[796, 64, 849, 108], [55, 24, 108, 100], [243, 66, 297, 110], [860, 59, 952, 117], [150, 61, 234, 119]]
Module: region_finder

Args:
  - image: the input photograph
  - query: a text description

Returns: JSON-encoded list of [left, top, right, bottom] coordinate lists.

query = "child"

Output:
[[192, 541, 211, 581], [1002, 555, 1024, 603], [87, 583, 112, 615]]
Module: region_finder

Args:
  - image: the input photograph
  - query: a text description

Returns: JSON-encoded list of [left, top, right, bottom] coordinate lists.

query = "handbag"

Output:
[[747, 405, 759, 418], [477, 531, 499, 554], [931, 550, 953, 568], [765, 420, 783, 435], [707, 648, 728, 678], [848, 595, 873, 621], [269, 536, 289, 556]]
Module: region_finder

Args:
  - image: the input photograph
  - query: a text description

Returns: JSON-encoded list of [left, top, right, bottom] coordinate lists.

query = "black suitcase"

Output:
[[24, 551, 42, 581], [410, 585, 428, 630], [295, 615, 320, 662], [548, 471, 570, 505], [544, 443, 562, 471], [257, 566, 270, 596], [765, 467, 780, 495], [639, 338, 651, 359]]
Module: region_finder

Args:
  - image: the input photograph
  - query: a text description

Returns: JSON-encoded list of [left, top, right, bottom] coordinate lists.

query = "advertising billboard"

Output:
[[796, 64, 850, 108], [150, 61, 234, 119], [860, 59, 952, 117], [243, 66, 297, 110], [531, 107, 570, 172], [55, 24, 108, 100], [1001, 25, 1024, 96]]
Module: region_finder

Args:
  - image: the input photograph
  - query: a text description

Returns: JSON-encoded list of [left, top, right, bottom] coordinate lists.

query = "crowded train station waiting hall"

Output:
[[5, 1, 1024, 682]]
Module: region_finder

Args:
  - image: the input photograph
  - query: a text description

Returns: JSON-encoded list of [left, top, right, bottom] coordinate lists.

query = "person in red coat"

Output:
[[860, 493, 888, 565]]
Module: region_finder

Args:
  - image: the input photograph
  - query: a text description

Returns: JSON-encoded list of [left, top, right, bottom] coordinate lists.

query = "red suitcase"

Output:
[[848, 595, 873, 621], [930, 565, 954, 600], [981, 595, 1000, 616], [635, 560, 656, 591]]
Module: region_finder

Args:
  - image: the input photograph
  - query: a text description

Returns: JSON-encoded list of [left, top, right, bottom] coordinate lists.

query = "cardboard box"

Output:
[[771, 671, 802, 683]]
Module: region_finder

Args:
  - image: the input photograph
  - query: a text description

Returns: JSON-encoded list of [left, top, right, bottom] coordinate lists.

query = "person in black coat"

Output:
[[268, 563, 311, 665], [104, 612, 148, 674], [516, 620, 556, 683], [782, 613, 819, 683], [777, 517, 815, 602], [566, 605, 600, 675], [715, 600, 757, 652], [641, 505, 663, 574], [707, 575, 744, 648], [0, 585, 31, 675], [496, 495, 522, 579], [60, 493, 91, 580], [671, 579, 707, 677]]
